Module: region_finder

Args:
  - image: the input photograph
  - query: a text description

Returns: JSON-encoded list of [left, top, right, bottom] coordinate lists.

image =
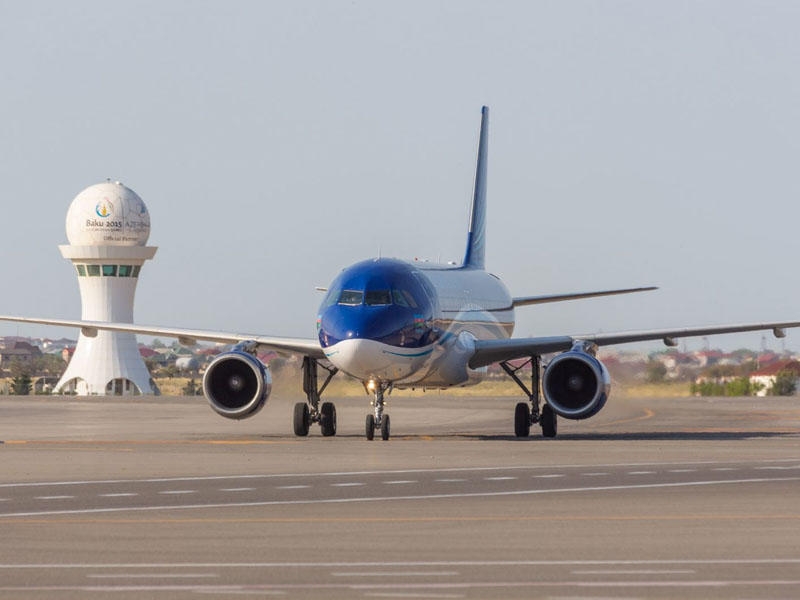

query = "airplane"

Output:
[[2, 106, 800, 441]]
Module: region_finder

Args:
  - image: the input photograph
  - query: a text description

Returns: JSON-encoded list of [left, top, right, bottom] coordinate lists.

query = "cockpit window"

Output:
[[338, 290, 364, 305], [365, 290, 392, 306], [392, 289, 418, 308]]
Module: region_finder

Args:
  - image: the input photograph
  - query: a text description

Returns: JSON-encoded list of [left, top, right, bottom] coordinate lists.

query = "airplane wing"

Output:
[[512, 286, 657, 307], [468, 321, 800, 369], [0, 315, 326, 359]]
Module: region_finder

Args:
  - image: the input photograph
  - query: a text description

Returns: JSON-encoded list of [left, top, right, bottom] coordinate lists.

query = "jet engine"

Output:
[[542, 344, 610, 420], [202, 345, 271, 420]]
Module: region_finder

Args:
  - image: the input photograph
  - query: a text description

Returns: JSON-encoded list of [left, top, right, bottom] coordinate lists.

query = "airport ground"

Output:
[[0, 391, 799, 599]]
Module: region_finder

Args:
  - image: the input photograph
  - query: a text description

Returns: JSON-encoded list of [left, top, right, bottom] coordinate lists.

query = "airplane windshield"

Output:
[[365, 290, 392, 306], [338, 290, 364, 305]]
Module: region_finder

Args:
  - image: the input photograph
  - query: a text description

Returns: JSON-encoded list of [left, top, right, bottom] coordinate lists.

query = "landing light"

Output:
[[367, 380, 377, 392]]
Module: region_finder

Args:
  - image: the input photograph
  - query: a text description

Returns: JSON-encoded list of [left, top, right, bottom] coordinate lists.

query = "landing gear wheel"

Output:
[[514, 402, 530, 438], [293, 402, 310, 437], [365, 414, 375, 440], [380, 414, 391, 441], [541, 404, 557, 438], [320, 402, 337, 437]]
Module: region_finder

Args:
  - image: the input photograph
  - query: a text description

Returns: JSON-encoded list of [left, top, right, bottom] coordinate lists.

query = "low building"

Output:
[[749, 360, 800, 397], [0, 340, 43, 366]]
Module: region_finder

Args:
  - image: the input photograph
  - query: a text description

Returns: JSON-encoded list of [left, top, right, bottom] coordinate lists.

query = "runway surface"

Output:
[[1, 391, 799, 598]]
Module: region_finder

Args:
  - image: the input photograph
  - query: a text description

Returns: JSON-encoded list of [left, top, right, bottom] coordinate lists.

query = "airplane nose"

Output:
[[318, 305, 432, 348]]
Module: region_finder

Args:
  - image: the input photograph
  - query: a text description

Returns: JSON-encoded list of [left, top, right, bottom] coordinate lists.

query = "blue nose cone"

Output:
[[316, 258, 438, 349]]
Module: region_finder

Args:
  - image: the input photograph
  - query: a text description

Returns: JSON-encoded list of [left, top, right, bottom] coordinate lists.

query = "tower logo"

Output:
[[96, 199, 113, 218]]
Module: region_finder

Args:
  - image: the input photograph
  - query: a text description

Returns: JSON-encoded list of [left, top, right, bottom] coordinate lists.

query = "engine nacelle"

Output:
[[202, 350, 272, 420], [542, 346, 610, 420]]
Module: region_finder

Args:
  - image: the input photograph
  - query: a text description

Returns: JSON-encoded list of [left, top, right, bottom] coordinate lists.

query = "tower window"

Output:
[[76, 264, 86, 277], [86, 264, 101, 277], [118, 265, 133, 277], [132, 265, 141, 277], [102, 265, 117, 276]]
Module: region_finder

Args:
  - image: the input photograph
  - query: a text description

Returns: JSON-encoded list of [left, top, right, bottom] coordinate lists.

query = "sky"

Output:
[[1, 0, 800, 352]]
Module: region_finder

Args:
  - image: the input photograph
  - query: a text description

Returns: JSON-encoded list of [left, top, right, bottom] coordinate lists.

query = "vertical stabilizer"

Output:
[[463, 106, 488, 269]]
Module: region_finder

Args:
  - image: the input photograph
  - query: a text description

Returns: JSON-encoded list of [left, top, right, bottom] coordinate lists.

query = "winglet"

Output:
[[463, 106, 489, 269]]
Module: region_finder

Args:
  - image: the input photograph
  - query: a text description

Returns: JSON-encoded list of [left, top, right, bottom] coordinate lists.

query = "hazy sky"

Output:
[[2, 1, 799, 352]]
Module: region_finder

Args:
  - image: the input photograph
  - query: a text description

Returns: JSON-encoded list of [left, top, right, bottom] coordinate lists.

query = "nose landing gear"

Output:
[[365, 381, 391, 440]]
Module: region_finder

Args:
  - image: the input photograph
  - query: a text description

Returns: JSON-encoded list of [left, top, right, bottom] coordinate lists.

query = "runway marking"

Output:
[[627, 471, 656, 475], [98, 493, 138, 498], [534, 474, 564, 479], [86, 573, 219, 579], [10, 512, 800, 526], [34, 496, 74, 500], [219, 488, 256, 492], [332, 571, 459, 577], [364, 594, 463, 599], [483, 477, 516, 481], [755, 465, 800, 470], [712, 468, 738, 472], [2, 580, 800, 593], [435, 479, 466, 483], [276, 485, 310, 490], [383, 480, 417, 485], [573, 569, 697, 575], [158, 490, 196, 495], [6, 558, 800, 568], [331, 483, 364, 487], [3, 476, 799, 519], [581, 472, 609, 477], [1, 458, 798, 489], [593, 407, 655, 428]]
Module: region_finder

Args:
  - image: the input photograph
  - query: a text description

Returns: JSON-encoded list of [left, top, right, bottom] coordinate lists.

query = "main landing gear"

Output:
[[501, 355, 557, 439], [293, 357, 339, 437], [365, 381, 391, 441]]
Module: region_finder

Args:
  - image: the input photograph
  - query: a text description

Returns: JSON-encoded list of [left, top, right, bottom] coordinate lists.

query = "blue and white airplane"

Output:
[[3, 106, 799, 440]]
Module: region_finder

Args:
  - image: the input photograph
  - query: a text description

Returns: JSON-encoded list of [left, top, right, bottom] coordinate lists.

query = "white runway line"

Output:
[[34, 496, 74, 500], [98, 493, 138, 498]]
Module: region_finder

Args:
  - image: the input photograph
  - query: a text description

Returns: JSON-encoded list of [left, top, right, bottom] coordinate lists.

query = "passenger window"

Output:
[[338, 290, 364, 305], [365, 290, 392, 306]]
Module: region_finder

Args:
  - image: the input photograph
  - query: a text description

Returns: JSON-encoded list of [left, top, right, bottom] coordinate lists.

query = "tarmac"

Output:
[[0, 391, 799, 599]]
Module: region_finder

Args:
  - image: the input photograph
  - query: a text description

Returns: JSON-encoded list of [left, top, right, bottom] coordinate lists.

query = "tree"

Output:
[[10, 373, 32, 395], [7, 360, 33, 395], [182, 379, 202, 396], [645, 359, 667, 383], [768, 370, 798, 396]]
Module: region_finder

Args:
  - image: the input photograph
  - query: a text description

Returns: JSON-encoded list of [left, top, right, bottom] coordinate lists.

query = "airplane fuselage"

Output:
[[317, 257, 514, 387]]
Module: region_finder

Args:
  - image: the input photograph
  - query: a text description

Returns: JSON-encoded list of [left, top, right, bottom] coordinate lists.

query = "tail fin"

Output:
[[463, 106, 489, 269]]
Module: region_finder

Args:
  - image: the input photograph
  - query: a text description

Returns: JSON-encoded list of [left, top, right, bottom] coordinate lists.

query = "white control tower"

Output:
[[55, 181, 158, 396]]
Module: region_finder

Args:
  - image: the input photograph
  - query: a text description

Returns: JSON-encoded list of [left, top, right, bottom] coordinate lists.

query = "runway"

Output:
[[1, 392, 800, 598]]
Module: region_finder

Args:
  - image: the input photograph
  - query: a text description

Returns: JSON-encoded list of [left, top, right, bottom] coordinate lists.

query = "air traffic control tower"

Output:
[[55, 181, 158, 396]]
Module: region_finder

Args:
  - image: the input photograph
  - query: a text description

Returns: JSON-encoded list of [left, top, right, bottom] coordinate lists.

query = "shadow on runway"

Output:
[[468, 430, 799, 442]]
